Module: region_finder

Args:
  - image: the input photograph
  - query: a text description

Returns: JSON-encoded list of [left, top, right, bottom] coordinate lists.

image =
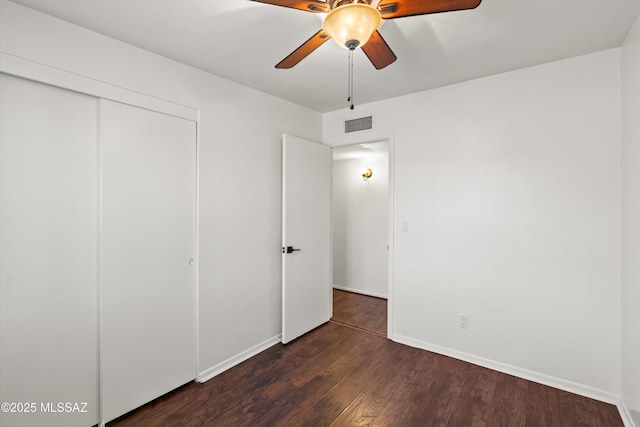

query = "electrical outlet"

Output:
[[458, 314, 469, 329], [401, 220, 409, 233]]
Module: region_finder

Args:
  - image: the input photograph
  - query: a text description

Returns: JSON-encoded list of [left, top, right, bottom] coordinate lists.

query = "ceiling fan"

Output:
[[251, 0, 482, 70]]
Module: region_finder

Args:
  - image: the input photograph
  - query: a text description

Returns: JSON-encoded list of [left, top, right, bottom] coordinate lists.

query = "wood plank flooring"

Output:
[[331, 289, 387, 337], [108, 291, 623, 427]]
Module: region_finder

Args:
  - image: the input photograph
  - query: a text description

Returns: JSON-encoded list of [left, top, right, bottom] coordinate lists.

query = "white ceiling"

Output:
[[10, 0, 640, 112], [333, 141, 389, 161]]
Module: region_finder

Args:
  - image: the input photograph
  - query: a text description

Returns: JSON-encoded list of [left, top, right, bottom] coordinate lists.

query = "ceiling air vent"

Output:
[[344, 116, 373, 134]]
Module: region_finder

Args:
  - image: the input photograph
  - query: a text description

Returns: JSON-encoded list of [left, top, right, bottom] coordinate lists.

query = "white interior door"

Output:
[[282, 134, 331, 344], [0, 74, 99, 427], [101, 99, 197, 423]]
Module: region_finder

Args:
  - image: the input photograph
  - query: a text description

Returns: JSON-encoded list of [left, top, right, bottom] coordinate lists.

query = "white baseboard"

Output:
[[618, 399, 637, 427], [333, 285, 387, 299], [196, 334, 281, 383], [392, 333, 620, 406]]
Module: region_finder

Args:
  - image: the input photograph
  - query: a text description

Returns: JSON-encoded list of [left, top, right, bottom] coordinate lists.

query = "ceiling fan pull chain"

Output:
[[346, 49, 351, 107], [348, 48, 355, 110]]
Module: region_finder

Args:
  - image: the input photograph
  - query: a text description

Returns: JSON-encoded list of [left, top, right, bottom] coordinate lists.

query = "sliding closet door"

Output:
[[0, 74, 99, 427], [101, 100, 197, 423]]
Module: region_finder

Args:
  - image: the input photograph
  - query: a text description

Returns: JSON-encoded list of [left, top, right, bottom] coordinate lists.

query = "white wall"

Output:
[[333, 153, 389, 297], [622, 15, 640, 424], [0, 0, 322, 377], [324, 50, 622, 398]]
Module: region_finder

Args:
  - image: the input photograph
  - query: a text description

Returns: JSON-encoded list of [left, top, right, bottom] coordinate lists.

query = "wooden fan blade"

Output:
[[276, 30, 332, 69], [378, 0, 481, 19], [250, 0, 329, 13], [362, 30, 397, 70]]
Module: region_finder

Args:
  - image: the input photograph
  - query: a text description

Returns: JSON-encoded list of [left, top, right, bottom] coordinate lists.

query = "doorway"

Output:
[[331, 141, 390, 335]]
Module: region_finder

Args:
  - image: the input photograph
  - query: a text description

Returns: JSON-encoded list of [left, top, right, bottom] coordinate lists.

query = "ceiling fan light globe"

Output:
[[323, 4, 381, 50]]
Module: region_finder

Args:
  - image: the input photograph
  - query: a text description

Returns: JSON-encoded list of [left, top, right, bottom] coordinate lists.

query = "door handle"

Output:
[[282, 246, 301, 254]]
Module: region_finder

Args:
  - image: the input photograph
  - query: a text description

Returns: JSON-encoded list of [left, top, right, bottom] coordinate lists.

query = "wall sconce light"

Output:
[[361, 167, 373, 181]]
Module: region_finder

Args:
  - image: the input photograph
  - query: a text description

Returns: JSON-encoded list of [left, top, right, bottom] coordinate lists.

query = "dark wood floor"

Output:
[[331, 289, 387, 337], [108, 291, 623, 427]]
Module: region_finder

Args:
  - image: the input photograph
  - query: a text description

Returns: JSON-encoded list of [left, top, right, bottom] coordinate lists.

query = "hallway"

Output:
[[331, 289, 387, 337]]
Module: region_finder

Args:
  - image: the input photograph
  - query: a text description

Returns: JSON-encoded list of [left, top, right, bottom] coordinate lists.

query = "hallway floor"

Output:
[[331, 288, 387, 337]]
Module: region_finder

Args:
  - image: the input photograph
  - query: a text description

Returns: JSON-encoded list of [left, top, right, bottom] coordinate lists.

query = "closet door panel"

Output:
[[100, 100, 196, 423], [0, 74, 99, 427]]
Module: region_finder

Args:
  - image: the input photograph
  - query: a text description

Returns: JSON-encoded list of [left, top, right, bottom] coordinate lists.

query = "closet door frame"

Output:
[[0, 53, 198, 122], [0, 52, 201, 427]]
